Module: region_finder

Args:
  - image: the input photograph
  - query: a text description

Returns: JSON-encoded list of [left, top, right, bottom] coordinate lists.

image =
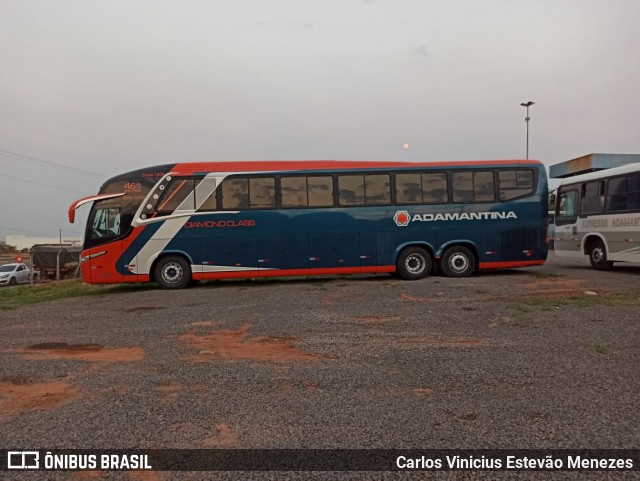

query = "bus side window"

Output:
[[607, 175, 640, 212], [580, 181, 604, 214], [473, 171, 495, 202], [249, 177, 275, 209], [308, 176, 333, 207], [281, 176, 307, 208], [499, 169, 534, 201], [221, 178, 249, 209], [156, 178, 195, 214], [452, 172, 473, 203], [338, 175, 365, 206], [627, 174, 640, 210], [395, 173, 422, 204], [422, 173, 448, 203], [195, 178, 218, 211], [365, 174, 390, 205]]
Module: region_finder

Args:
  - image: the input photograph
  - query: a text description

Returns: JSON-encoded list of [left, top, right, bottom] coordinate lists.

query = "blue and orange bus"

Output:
[[68, 160, 548, 288]]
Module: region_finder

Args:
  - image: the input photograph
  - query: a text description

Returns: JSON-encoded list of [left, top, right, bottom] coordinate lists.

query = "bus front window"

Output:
[[557, 190, 577, 218], [89, 206, 122, 240]]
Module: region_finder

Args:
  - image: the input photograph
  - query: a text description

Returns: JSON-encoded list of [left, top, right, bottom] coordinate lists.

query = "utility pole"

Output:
[[520, 101, 535, 159]]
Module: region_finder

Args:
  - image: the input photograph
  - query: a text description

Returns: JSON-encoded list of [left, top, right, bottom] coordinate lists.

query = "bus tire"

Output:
[[396, 246, 432, 280], [441, 246, 475, 278], [154, 255, 192, 289], [588, 239, 613, 271]]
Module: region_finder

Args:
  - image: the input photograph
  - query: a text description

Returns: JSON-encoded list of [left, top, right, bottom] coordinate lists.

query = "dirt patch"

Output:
[[413, 387, 434, 396], [303, 381, 323, 391], [202, 423, 237, 447], [180, 324, 321, 362], [190, 321, 215, 327], [128, 472, 165, 481], [393, 337, 487, 347], [515, 277, 608, 299], [0, 380, 80, 417], [321, 292, 347, 305], [400, 293, 429, 303], [156, 382, 183, 405], [72, 472, 103, 479], [18, 343, 144, 362], [352, 315, 402, 325], [7, 321, 44, 331], [124, 306, 165, 312]]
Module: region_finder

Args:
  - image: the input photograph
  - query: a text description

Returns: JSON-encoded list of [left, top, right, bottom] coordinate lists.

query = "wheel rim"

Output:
[[161, 262, 183, 284], [448, 253, 469, 274], [592, 246, 605, 263], [405, 253, 426, 274]]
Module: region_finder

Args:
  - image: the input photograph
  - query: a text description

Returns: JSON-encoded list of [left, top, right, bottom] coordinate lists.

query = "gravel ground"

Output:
[[1, 253, 639, 480]]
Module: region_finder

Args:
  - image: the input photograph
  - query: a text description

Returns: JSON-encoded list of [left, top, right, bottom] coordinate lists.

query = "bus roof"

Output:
[[168, 159, 543, 175], [558, 162, 640, 187]]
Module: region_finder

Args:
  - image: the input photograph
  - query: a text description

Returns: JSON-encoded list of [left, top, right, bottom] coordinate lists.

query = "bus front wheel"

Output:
[[589, 239, 613, 271], [396, 246, 432, 280], [441, 246, 475, 278], [154, 255, 192, 289]]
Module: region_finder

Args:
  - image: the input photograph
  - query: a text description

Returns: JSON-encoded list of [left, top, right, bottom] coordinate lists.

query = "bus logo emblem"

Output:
[[394, 210, 410, 227]]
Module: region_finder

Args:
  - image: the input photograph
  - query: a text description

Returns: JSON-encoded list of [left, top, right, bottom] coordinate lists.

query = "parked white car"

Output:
[[0, 263, 39, 286]]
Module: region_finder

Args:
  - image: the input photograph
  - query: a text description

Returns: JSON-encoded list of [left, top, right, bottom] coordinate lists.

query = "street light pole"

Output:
[[520, 101, 535, 159]]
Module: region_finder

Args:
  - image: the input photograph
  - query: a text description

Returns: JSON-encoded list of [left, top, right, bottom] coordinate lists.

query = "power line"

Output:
[[0, 173, 87, 195], [0, 148, 107, 179]]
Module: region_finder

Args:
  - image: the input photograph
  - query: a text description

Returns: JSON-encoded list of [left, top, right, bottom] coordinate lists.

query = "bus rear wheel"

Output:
[[154, 255, 192, 289], [441, 246, 475, 278], [589, 239, 613, 271], [396, 246, 432, 280]]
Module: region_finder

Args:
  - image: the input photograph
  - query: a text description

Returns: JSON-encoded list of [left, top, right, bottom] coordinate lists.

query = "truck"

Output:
[[31, 245, 81, 280]]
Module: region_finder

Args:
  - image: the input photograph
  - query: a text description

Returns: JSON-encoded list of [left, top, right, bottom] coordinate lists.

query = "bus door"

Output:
[[85, 205, 124, 283], [554, 188, 580, 254]]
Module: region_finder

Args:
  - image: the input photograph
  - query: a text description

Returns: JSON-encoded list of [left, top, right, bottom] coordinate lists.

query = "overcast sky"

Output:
[[1, 0, 639, 241]]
